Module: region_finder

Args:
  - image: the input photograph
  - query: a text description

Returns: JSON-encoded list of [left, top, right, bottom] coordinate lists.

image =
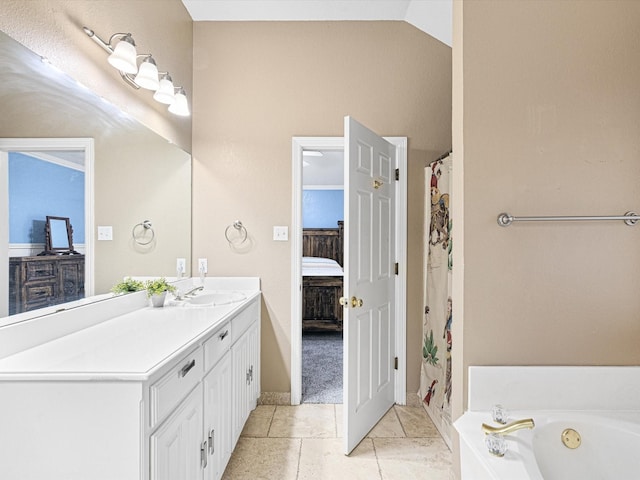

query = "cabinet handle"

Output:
[[180, 359, 196, 377], [249, 365, 253, 382], [218, 330, 229, 341], [201, 440, 208, 469], [246, 370, 250, 385], [208, 428, 215, 455]]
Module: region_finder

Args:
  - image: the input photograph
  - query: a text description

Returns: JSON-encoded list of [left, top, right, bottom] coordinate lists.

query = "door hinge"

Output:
[[394, 357, 398, 370], [201, 440, 208, 469], [394, 263, 399, 275], [395, 168, 399, 181]]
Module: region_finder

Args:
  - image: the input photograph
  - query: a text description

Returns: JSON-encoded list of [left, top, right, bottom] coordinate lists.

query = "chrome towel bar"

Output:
[[497, 211, 640, 227]]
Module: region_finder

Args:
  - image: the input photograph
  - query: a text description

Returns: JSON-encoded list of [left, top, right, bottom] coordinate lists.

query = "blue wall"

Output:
[[9, 152, 85, 244], [303, 189, 343, 228]]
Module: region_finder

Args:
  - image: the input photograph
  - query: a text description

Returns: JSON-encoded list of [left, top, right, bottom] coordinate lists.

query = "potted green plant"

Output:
[[110, 277, 145, 295], [145, 277, 177, 307]]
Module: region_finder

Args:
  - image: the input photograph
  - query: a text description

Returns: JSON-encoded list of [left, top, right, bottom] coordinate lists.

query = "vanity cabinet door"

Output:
[[231, 327, 250, 445], [150, 384, 204, 480], [247, 322, 260, 411], [203, 354, 232, 480], [231, 320, 260, 445]]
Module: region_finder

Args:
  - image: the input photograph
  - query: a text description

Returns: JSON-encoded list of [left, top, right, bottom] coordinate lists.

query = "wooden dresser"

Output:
[[9, 255, 85, 314]]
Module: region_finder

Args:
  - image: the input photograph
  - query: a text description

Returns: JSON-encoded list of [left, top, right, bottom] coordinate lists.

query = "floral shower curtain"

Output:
[[420, 154, 452, 449]]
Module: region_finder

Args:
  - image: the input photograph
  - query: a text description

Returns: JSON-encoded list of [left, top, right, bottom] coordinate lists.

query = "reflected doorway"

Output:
[[0, 138, 94, 318]]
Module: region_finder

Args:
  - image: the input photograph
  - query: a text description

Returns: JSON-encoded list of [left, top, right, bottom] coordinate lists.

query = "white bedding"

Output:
[[302, 257, 343, 277]]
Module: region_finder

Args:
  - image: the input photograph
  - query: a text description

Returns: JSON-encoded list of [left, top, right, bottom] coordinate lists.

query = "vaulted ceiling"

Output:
[[181, 0, 452, 46]]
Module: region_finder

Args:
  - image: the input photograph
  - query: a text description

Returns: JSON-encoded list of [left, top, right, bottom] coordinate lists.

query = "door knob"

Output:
[[339, 296, 364, 308], [350, 296, 363, 308]]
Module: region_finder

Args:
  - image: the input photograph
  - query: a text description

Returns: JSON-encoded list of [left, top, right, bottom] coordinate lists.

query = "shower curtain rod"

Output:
[[433, 150, 452, 162], [497, 211, 640, 227]]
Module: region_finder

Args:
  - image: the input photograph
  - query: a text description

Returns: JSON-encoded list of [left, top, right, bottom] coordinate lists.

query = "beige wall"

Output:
[[454, 0, 640, 413], [0, 0, 193, 152], [192, 21, 452, 393]]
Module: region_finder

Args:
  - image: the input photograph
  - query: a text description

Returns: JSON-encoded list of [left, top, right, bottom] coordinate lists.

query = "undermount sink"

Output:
[[180, 290, 247, 306]]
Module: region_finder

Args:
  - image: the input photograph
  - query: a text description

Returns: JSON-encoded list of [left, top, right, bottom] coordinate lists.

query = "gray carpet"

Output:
[[302, 332, 343, 404]]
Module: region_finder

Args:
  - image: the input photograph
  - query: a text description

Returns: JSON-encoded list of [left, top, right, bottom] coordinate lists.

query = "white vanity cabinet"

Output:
[[149, 297, 261, 480], [0, 280, 260, 480]]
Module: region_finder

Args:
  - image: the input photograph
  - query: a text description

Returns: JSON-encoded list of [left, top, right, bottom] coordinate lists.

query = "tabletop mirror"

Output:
[[43, 216, 78, 255]]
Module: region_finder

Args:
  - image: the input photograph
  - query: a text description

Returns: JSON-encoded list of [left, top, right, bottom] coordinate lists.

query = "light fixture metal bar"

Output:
[[83, 27, 113, 54]]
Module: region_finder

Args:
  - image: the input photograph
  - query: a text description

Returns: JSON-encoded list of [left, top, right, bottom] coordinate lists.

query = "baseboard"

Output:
[[258, 391, 424, 407], [258, 392, 291, 405]]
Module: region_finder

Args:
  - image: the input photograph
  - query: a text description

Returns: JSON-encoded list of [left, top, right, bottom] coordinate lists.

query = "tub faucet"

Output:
[[482, 418, 535, 435]]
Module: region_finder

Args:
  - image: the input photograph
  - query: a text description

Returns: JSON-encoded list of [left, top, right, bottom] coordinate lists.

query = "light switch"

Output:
[[97, 226, 113, 241], [273, 226, 289, 241]]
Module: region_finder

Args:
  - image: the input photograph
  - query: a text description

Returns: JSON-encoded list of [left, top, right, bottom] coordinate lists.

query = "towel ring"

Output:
[[132, 220, 155, 245], [225, 220, 248, 245]]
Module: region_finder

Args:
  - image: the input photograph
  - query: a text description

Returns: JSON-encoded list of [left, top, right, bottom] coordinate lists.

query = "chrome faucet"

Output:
[[482, 418, 535, 435], [175, 285, 204, 300]]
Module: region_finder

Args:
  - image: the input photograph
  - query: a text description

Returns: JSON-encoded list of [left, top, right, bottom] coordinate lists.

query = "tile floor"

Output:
[[222, 403, 452, 479]]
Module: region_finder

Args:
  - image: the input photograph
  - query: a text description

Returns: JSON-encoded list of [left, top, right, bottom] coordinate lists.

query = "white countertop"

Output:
[[0, 288, 260, 382]]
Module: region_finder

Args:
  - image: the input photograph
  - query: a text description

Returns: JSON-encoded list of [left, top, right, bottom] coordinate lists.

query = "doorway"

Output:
[[300, 148, 345, 403], [290, 135, 408, 407]]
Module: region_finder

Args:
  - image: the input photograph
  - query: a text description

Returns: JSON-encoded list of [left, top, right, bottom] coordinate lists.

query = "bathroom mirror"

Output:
[[0, 29, 192, 323]]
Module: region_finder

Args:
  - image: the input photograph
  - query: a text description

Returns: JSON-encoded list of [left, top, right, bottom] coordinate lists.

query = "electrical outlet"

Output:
[[97, 226, 113, 241], [176, 258, 186, 274], [273, 226, 289, 241], [198, 258, 208, 274]]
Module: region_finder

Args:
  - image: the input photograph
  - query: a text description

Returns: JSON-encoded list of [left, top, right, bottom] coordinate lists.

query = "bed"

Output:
[[302, 221, 344, 332]]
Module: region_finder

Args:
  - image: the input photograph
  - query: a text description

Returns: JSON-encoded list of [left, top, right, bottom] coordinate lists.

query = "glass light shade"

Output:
[[168, 88, 190, 116], [134, 57, 159, 90], [153, 74, 175, 104], [108, 35, 138, 74]]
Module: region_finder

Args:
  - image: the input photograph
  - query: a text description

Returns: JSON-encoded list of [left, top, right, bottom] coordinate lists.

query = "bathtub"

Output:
[[455, 410, 640, 479]]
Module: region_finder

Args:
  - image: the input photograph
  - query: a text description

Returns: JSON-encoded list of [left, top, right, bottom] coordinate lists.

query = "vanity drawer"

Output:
[[203, 321, 231, 372], [149, 348, 203, 428], [232, 299, 259, 343]]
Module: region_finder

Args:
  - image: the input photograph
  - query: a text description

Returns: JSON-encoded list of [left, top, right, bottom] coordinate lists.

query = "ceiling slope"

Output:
[[181, 0, 452, 46]]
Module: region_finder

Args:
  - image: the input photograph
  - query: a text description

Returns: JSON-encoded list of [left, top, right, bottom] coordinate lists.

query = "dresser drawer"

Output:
[[149, 348, 203, 428], [24, 283, 56, 304], [203, 321, 231, 372], [25, 261, 56, 282], [232, 300, 259, 343]]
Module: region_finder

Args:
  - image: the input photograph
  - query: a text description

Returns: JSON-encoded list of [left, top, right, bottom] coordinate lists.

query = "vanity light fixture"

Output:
[[106, 34, 137, 74], [168, 87, 190, 116], [153, 73, 175, 104], [133, 56, 159, 90], [83, 26, 189, 116]]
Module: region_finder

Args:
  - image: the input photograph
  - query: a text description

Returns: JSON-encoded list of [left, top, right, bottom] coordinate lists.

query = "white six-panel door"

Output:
[[343, 116, 396, 454]]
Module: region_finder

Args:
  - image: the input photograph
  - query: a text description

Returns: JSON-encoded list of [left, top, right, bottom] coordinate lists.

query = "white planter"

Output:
[[150, 292, 167, 308]]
